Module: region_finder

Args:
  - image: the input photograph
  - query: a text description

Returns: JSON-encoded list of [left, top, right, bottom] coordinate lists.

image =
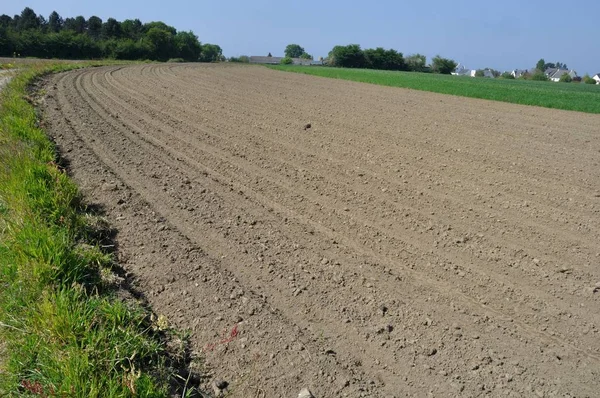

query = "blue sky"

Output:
[[6, 1, 600, 74]]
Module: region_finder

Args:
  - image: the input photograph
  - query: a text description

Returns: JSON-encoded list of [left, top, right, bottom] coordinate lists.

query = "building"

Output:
[[545, 68, 578, 82], [453, 64, 495, 78], [593, 73, 600, 84], [471, 69, 495, 78], [451, 63, 472, 76], [511, 69, 528, 78], [249, 56, 316, 66]]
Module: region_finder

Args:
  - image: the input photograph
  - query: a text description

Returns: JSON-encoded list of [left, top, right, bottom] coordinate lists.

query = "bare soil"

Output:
[[42, 64, 600, 397]]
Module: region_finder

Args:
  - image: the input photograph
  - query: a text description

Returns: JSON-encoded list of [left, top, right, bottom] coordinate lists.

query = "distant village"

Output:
[[452, 63, 600, 83], [246, 53, 600, 84]]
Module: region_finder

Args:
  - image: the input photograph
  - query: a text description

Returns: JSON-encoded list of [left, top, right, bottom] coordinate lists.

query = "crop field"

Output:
[[42, 63, 600, 396], [270, 65, 600, 113]]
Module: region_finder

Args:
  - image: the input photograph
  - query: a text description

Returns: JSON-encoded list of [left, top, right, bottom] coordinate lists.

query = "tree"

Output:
[[102, 18, 122, 39], [173, 31, 201, 61], [536, 58, 546, 71], [0, 14, 12, 29], [121, 19, 143, 40], [405, 54, 426, 72], [500, 72, 515, 79], [199, 43, 222, 62], [280, 57, 293, 65], [267, 52, 272, 57], [48, 11, 63, 33], [18, 7, 40, 31], [143, 21, 176, 36], [556, 62, 567, 69], [328, 44, 366, 68], [363, 47, 405, 70], [285, 44, 304, 58], [431, 55, 457, 74], [144, 26, 174, 60], [87, 16, 102, 39], [64, 16, 86, 34], [559, 73, 572, 83], [300, 52, 313, 60]]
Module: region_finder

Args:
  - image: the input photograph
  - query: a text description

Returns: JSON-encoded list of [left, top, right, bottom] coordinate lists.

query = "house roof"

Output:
[[547, 69, 573, 79]]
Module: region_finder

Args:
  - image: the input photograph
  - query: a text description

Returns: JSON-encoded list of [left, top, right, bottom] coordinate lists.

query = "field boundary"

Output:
[[0, 63, 196, 397], [268, 65, 600, 113]]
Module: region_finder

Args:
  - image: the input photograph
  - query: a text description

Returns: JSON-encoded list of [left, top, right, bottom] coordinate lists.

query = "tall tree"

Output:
[[18, 7, 40, 30], [174, 31, 202, 61], [328, 44, 366, 68], [364, 47, 405, 70], [405, 54, 426, 72], [101, 18, 122, 39], [431, 55, 457, 74], [87, 16, 102, 39], [0, 14, 12, 29], [121, 19, 143, 40], [64, 16, 86, 34], [285, 44, 305, 58], [145, 27, 174, 61], [48, 11, 64, 33], [536, 58, 546, 71]]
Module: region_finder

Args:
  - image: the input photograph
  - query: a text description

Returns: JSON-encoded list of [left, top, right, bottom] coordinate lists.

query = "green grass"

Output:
[[0, 63, 188, 397], [268, 65, 600, 113]]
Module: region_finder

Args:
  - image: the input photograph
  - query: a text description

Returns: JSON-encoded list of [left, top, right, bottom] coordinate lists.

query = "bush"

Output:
[[559, 73, 572, 83], [229, 55, 249, 63], [500, 72, 515, 79], [280, 57, 293, 65], [583, 74, 596, 84], [531, 71, 549, 81]]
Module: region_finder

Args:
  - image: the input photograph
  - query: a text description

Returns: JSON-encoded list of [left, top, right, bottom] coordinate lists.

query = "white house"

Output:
[[452, 63, 472, 76], [511, 69, 528, 78], [593, 73, 600, 84], [545, 68, 578, 82], [470, 69, 495, 78]]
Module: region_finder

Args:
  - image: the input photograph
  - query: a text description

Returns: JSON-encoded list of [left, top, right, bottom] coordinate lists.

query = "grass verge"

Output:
[[0, 63, 189, 396], [268, 65, 600, 114]]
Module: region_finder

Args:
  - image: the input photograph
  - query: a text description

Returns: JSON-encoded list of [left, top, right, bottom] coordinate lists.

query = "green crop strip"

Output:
[[269, 66, 600, 113]]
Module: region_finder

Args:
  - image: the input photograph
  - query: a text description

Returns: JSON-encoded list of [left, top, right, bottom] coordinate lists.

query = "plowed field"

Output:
[[43, 64, 600, 397]]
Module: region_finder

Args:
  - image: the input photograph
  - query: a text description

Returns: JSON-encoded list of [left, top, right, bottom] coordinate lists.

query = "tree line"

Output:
[[0, 7, 223, 62], [279, 43, 457, 74]]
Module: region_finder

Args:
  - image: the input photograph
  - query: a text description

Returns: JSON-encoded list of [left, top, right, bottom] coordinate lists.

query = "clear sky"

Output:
[[5, 1, 600, 75]]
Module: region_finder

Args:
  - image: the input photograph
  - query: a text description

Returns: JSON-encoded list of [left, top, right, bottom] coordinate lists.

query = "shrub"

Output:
[[583, 74, 596, 84], [559, 73, 572, 83], [280, 57, 293, 65], [531, 71, 549, 81], [500, 72, 515, 79]]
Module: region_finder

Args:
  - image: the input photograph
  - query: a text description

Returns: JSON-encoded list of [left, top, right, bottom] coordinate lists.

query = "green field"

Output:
[[269, 65, 600, 114]]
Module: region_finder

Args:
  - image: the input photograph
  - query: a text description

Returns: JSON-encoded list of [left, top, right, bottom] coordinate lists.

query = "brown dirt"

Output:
[[42, 64, 600, 397]]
